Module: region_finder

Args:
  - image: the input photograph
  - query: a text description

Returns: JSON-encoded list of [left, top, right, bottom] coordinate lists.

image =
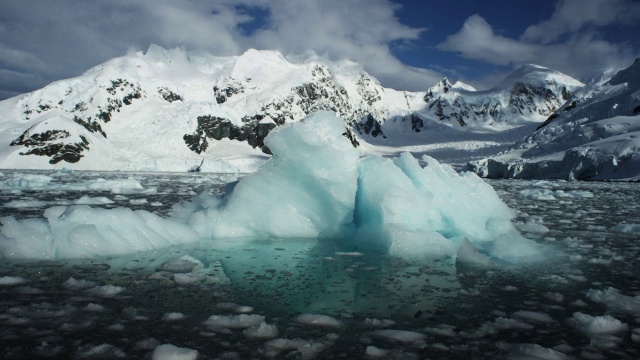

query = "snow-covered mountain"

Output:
[[469, 59, 640, 181], [0, 45, 584, 172], [417, 64, 583, 128], [0, 45, 422, 172]]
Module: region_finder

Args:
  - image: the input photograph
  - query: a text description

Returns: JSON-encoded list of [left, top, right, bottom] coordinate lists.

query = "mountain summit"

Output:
[[469, 60, 640, 181], [0, 46, 584, 172], [420, 64, 584, 127]]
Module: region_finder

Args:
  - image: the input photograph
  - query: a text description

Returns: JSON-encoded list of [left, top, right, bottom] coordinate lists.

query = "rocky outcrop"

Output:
[[10, 128, 90, 164]]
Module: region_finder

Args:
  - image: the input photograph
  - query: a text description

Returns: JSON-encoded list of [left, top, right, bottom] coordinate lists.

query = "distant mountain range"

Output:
[[469, 59, 640, 181], [0, 45, 598, 175]]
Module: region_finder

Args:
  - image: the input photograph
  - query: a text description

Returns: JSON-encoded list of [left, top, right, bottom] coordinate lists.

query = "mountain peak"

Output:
[[606, 58, 640, 87], [499, 63, 584, 89]]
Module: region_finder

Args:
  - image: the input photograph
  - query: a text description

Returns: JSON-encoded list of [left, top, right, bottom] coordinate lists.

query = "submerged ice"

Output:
[[0, 111, 540, 262]]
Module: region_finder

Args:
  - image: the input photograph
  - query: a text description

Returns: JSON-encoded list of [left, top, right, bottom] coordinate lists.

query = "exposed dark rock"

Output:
[[410, 114, 424, 132], [158, 87, 183, 103], [123, 91, 142, 105], [11, 129, 70, 147], [73, 116, 107, 138], [356, 114, 386, 138], [11, 127, 90, 164], [634, 105, 640, 114], [213, 82, 244, 104], [183, 115, 278, 154], [537, 101, 578, 130], [342, 128, 360, 147]]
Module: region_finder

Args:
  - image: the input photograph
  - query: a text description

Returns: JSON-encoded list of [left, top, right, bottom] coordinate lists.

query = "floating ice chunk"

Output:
[[456, 238, 493, 268], [136, 338, 161, 350], [365, 346, 389, 358], [88, 177, 144, 192], [243, 322, 278, 339], [76, 344, 126, 358], [364, 318, 396, 328], [62, 277, 97, 290], [152, 344, 198, 360], [0, 276, 27, 285], [0, 206, 200, 259], [513, 310, 555, 323], [571, 312, 628, 335], [216, 302, 253, 313], [423, 325, 458, 337], [371, 329, 426, 344], [203, 314, 265, 330], [296, 313, 342, 328], [85, 285, 124, 298], [162, 312, 186, 321], [130, 198, 148, 205], [611, 223, 640, 234], [516, 220, 549, 234], [3, 173, 52, 189], [73, 196, 114, 205], [498, 343, 568, 360], [157, 255, 202, 273], [543, 292, 564, 303], [264, 338, 310, 351], [186, 111, 360, 239], [586, 287, 640, 316], [568, 190, 593, 198], [519, 189, 556, 200], [3, 199, 49, 208]]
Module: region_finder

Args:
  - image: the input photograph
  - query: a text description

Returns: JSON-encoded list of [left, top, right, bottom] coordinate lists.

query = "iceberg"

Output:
[[175, 111, 540, 261], [0, 111, 540, 262]]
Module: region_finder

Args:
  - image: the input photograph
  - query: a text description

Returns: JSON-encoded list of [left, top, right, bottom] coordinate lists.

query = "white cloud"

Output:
[[438, 8, 638, 83], [0, 0, 441, 99], [522, 0, 640, 44]]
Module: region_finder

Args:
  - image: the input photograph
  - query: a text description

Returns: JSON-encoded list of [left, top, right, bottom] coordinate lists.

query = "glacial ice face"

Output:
[[0, 111, 540, 262]]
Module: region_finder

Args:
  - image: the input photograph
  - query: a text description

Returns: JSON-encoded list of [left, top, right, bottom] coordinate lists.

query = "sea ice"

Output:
[[571, 312, 628, 335], [586, 287, 640, 316], [0, 276, 27, 285], [296, 313, 342, 328], [243, 322, 279, 339], [152, 344, 198, 360], [370, 329, 426, 344]]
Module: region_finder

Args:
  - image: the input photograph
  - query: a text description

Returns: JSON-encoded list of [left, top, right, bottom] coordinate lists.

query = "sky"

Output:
[[0, 0, 639, 100]]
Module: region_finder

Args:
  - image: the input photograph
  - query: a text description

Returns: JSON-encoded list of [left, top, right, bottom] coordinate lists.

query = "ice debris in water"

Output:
[[296, 313, 342, 328], [0, 111, 540, 262], [0, 276, 27, 285], [586, 287, 640, 316], [152, 344, 198, 360], [571, 312, 628, 335]]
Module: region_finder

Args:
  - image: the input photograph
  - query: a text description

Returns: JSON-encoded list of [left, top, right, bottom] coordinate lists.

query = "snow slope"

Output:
[[0, 46, 583, 172], [0, 45, 423, 172], [416, 64, 583, 128], [469, 60, 640, 181]]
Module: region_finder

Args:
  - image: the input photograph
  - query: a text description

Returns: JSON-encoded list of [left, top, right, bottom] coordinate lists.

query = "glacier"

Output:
[[0, 111, 541, 262], [469, 59, 640, 180]]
